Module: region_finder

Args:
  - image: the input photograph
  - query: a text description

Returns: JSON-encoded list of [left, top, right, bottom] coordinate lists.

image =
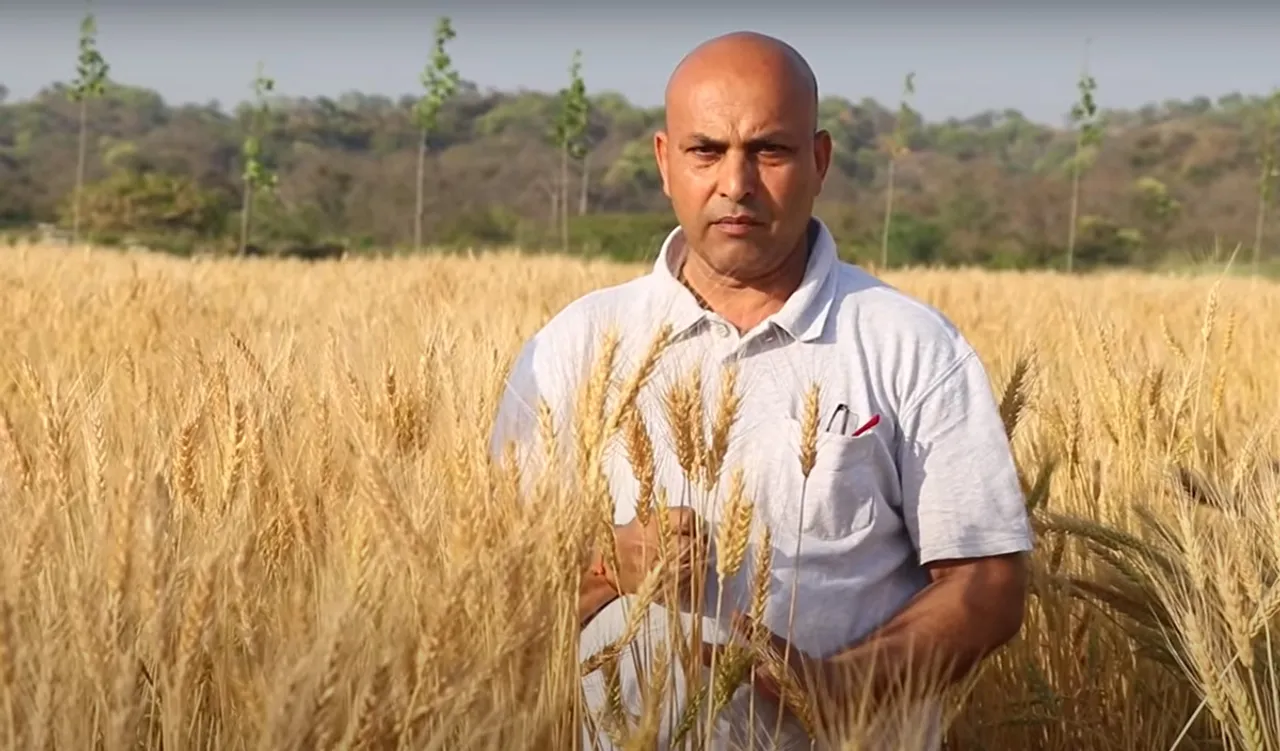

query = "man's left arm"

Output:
[[814, 551, 1028, 709], [817, 345, 1034, 706]]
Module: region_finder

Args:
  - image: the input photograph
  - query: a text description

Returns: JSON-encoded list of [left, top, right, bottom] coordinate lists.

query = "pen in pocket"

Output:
[[851, 414, 880, 437]]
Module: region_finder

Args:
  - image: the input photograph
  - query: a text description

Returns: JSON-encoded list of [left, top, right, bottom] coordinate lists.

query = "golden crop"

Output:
[[0, 243, 1277, 750]]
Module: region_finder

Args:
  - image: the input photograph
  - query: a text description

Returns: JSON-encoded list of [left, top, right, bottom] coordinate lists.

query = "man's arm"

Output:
[[579, 546, 619, 628], [817, 551, 1028, 706], [491, 328, 619, 631], [724, 336, 1034, 728], [818, 339, 1034, 709]]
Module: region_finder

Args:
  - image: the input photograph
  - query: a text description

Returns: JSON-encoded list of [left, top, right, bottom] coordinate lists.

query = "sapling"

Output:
[[412, 17, 460, 253], [67, 7, 110, 247], [881, 71, 916, 268], [1066, 38, 1101, 273], [551, 50, 589, 253], [1252, 89, 1280, 278], [238, 62, 276, 257]]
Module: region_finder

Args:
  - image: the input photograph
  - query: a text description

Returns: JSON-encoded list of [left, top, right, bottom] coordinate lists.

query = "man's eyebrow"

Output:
[[745, 131, 793, 147], [682, 131, 794, 148], [683, 133, 724, 148]]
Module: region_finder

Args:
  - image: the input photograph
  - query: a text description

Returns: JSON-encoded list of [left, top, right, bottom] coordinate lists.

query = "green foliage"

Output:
[[238, 62, 277, 255], [1250, 89, 1280, 274], [68, 12, 110, 104], [890, 72, 917, 157], [880, 71, 919, 267], [1065, 40, 1102, 273], [1132, 177, 1181, 225], [61, 168, 228, 248], [553, 50, 590, 160], [558, 212, 675, 262], [242, 63, 277, 194], [1073, 215, 1142, 269], [1258, 91, 1280, 204], [412, 17, 462, 251], [883, 212, 946, 266], [1071, 72, 1102, 148], [414, 18, 460, 135], [6, 60, 1280, 270], [67, 8, 111, 245], [475, 95, 558, 138], [603, 136, 660, 190]]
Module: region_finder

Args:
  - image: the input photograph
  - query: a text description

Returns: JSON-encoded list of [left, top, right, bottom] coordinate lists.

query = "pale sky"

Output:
[[2, 1, 1279, 127]]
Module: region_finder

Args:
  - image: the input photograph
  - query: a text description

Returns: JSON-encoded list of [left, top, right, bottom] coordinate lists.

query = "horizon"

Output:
[[2, 3, 1280, 127]]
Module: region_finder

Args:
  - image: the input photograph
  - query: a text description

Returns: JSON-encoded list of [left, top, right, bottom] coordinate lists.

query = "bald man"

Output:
[[491, 32, 1032, 750]]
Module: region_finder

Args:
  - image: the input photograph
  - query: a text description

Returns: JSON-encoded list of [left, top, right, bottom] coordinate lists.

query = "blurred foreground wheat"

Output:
[[1, 243, 1278, 750]]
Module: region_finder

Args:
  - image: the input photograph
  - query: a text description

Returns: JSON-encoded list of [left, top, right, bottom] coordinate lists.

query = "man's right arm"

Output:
[[489, 326, 620, 630], [579, 545, 620, 628]]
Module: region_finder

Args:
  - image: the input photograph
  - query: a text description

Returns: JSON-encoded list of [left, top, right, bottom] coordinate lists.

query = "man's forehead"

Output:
[[664, 75, 810, 137]]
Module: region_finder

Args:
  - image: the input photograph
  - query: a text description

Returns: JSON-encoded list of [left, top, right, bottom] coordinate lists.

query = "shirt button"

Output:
[[712, 322, 729, 338]]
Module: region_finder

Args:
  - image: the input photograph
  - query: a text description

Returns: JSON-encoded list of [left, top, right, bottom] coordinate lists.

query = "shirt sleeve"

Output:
[[489, 336, 543, 463], [489, 318, 590, 472], [894, 347, 1034, 565]]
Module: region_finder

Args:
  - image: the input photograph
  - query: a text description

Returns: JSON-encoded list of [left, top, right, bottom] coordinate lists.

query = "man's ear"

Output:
[[654, 130, 672, 198], [813, 129, 833, 185]]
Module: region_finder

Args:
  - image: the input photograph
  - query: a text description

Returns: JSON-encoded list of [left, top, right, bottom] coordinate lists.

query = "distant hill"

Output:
[[1, 78, 1277, 270]]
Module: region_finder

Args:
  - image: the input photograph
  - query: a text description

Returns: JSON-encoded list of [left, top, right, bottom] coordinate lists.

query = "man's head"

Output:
[[655, 32, 832, 283]]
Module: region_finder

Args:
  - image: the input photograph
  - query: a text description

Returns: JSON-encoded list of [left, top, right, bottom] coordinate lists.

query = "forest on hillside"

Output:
[[1, 71, 1278, 270]]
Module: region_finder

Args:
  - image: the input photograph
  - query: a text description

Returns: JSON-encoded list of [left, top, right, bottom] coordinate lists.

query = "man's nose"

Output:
[[716, 149, 757, 203]]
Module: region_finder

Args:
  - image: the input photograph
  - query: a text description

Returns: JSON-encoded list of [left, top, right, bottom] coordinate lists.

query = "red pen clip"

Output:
[[851, 414, 880, 437]]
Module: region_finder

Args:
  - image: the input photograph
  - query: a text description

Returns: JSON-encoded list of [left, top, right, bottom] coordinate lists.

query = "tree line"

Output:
[[1, 13, 1278, 273]]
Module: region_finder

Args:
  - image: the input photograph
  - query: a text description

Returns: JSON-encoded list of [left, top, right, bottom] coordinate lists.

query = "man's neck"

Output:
[[679, 226, 814, 333]]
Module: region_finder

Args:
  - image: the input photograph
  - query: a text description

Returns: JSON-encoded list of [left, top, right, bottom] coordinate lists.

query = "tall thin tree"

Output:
[[1252, 89, 1280, 278], [1066, 39, 1101, 273], [238, 62, 276, 257], [67, 8, 110, 247], [880, 71, 916, 269], [551, 50, 589, 253], [413, 17, 460, 253]]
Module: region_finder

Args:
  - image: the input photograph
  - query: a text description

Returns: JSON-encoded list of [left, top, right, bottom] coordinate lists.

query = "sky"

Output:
[[2, 1, 1279, 127]]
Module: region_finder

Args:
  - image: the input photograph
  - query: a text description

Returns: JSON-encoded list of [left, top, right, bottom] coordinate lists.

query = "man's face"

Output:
[[655, 62, 831, 280]]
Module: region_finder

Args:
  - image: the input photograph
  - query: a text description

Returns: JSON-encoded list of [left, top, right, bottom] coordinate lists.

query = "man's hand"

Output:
[[580, 507, 710, 628], [697, 553, 1030, 734], [699, 612, 829, 728], [604, 506, 709, 601]]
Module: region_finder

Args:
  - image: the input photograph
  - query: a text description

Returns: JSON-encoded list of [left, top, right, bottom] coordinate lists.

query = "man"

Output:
[[490, 31, 1032, 750]]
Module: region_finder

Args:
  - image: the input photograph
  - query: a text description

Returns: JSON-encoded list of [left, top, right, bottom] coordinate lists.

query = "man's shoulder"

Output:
[[826, 260, 987, 413]]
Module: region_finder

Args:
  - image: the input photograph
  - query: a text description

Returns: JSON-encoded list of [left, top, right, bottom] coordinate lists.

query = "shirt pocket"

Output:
[[760, 416, 889, 543]]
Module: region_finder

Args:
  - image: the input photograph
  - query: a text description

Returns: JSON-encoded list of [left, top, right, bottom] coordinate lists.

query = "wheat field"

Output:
[[1, 241, 1278, 750]]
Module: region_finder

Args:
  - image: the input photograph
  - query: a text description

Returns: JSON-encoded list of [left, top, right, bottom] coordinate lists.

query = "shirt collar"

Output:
[[650, 217, 839, 343]]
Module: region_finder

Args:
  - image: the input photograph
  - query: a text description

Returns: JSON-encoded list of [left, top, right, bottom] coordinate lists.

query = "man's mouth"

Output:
[[714, 215, 762, 226], [712, 216, 763, 237]]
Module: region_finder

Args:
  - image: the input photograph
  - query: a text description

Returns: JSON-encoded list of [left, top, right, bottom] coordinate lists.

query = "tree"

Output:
[[1253, 89, 1280, 277], [238, 62, 277, 256], [67, 8, 110, 246], [61, 169, 228, 244], [880, 71, 916, 268], [551, 50, 589, 253], [412, 17, 460, 252], [1131, 176, 1181, 258], [1065, 39, 1101, 273]]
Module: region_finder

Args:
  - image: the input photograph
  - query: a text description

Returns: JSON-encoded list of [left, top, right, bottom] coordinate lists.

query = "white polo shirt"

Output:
[[490, 218, 1034, 750]]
